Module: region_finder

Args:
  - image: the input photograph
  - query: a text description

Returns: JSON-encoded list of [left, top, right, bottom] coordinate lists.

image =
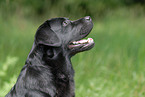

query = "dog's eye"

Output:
[[63, 20, 70, 26]]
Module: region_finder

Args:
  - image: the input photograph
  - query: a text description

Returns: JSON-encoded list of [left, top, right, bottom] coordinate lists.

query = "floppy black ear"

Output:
[[35, 21, 61, 47]]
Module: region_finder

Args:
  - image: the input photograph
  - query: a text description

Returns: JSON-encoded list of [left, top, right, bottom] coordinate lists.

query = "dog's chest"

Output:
[[53, 71, 75, 97]]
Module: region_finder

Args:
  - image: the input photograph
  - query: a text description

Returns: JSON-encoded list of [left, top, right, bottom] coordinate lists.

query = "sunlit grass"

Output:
[[0, 8, 145, 97]]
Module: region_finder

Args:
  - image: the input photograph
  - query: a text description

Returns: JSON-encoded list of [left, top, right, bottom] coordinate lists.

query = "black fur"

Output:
[[6, 16, 94, 97]]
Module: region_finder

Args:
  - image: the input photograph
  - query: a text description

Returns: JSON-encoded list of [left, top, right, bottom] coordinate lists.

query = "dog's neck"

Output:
[[25, 44, 74, 75]]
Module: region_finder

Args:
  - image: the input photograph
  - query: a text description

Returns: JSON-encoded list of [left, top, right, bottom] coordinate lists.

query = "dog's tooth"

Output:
[[78, 39, 88, 43], [72, 42, 76, 44], [72, 41, 78, 44], [72, 39, 90, 45]]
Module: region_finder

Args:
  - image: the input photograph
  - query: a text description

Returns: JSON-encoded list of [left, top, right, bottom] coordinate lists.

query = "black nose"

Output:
[[84, 16, 92, 21]]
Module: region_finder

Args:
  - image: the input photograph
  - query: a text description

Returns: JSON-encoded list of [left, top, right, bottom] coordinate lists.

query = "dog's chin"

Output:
[[68, 38, 95, 53]]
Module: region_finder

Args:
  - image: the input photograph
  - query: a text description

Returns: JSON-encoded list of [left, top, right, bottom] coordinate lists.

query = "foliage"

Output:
[[0, 0, 145, 19], [0, 57, 18, 96]]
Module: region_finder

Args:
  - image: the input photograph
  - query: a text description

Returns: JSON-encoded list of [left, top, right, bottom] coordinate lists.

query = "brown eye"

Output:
[[63, 20, 70, 26]]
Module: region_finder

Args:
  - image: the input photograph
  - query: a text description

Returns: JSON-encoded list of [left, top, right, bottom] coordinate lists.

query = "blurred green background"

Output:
[[0, 0, 145, 97]]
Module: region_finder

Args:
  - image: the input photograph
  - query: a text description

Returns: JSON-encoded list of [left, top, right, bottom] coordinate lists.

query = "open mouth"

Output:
[[68, 38, 94, 50], [68, 16, 94, 52]]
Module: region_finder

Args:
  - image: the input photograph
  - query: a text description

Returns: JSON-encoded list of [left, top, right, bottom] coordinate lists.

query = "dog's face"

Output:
[[35, 16, 94, 57]]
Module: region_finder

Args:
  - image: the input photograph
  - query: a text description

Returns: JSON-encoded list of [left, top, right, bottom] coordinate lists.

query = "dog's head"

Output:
[[34, 16, 94, 57]]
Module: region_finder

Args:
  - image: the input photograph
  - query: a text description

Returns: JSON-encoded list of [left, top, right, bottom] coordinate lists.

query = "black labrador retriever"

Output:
[[6, 16, 94, 97]]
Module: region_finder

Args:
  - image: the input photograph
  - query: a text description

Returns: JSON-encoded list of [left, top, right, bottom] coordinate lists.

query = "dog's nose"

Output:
[[84, 16, 92, 21]]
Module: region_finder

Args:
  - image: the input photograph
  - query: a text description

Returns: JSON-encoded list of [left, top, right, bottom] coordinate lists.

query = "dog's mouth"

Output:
[[68, 38, 94, 52], [68, 16, 94, 53]]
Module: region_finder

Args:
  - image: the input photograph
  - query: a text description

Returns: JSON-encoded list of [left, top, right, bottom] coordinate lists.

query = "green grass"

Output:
[[0, 8, 145, 97]]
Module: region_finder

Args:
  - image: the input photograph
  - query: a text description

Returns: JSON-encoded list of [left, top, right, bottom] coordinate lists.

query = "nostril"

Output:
[[85, 16, 91, 21]]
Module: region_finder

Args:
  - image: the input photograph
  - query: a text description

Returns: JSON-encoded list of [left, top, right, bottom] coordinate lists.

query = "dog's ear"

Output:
[[35, 21, 61, 47]]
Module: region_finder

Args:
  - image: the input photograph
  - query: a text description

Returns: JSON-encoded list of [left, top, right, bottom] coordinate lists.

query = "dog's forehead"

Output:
[[47, 17, 68, 31]]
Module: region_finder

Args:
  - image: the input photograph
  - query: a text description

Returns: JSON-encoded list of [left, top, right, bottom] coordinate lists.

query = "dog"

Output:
[[6, 16, 94, 97]]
